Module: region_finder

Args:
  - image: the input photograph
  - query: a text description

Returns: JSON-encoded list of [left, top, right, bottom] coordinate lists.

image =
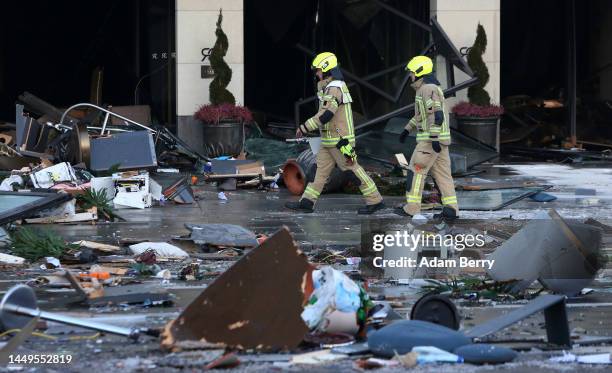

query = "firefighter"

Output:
[[285, 52, 385, 214], [394, 55, 459, 221]]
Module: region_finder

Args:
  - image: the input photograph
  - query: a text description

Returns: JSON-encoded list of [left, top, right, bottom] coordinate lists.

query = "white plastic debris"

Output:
[[112, 172, 153, 209], [550, 351, 612, 364], [155, 269, 172, 284], [412, 346, 463, 364], [30, 162, 77, 188], [149, 178, 163, 201], [0, 253, 26, 265], [412, 214, 427, 225], [218, 192, 228, 201], [128, 242, 189, 259], [40, 257, 61, 269], [301, 266, 362, 332], [0, 175, 24, 191]]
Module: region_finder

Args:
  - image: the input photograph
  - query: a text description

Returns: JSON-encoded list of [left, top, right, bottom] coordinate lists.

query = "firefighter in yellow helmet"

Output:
[[394, 55, 459, 221], [285, 52, 385, 214]]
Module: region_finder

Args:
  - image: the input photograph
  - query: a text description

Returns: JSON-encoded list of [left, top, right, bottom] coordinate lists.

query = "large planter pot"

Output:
[[456, 115, 500, 151], [200, 120, 245, 158]]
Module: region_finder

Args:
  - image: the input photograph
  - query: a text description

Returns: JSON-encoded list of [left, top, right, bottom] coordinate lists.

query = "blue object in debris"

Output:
[[529, 192, 557, 202], [368, 320, 471, 357], [454, 344, 518, 364]]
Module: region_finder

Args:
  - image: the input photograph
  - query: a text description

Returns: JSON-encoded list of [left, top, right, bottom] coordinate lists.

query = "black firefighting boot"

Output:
[[393, 206, 413, 218], [433, 206, 458, 222], [285, 198, 314, 213], [358, 201, 386, 215]]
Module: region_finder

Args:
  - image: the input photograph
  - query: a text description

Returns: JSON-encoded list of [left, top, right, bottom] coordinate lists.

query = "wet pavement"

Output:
[[1, 162, 612, 371]]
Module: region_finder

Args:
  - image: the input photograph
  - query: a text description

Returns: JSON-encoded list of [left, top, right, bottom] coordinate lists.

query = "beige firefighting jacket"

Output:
[[404, 79, 451, 145], [300, 77, 355, 147]]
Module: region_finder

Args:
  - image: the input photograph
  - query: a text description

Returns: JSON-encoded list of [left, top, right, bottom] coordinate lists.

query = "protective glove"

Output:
[[432, 140, 441, 153], [399, 129, 410, 143]]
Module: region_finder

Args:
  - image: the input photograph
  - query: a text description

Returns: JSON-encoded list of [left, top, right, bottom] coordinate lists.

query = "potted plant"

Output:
[[452, 24, 504, 150], [194, 9, 252, 158]]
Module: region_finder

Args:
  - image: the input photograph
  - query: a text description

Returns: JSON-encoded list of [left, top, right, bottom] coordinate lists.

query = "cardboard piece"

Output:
[[161, 227, 310, 350]]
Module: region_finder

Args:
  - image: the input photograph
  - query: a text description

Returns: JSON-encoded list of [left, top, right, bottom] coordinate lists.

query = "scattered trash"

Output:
[[412, 346, 463, 364], [181, 224, 259, 248], [112, 171, 153, 209], [0, 175, 23, 191], [289, 349, 348, 365], [217, 191, 228, 201], [550, 351, 612, 364], [301, 267, 366, 334], [0, 253, 26, 265], [129, 242, 189, 259], [29, 162, 77, 188], [162, 177, 195, 204]]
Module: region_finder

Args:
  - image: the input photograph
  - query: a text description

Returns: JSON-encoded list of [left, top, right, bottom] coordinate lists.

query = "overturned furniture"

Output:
[[14, 95, 209, 170]]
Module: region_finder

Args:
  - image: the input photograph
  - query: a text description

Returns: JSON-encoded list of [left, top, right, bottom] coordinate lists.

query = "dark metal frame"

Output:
[[0, 191, 72, 226], [466, 294, 571, 347], [294, 4, 479, 132]]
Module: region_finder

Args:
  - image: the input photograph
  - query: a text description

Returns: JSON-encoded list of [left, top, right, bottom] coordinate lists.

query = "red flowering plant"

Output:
[[194, 103, 253, 124], [451, 101, 504, 118]]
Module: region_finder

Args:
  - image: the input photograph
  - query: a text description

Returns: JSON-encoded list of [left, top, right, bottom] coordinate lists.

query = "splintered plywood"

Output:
[[161, 227, 310, 351]]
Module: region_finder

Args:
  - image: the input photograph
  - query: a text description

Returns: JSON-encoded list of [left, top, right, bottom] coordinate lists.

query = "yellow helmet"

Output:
[[312, 52, 338, 73], [406, 55, 433, 78]]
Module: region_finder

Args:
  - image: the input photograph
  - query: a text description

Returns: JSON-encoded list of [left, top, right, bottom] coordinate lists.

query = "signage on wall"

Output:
[[201, 47, 215, 79], [151, 52, 175, 60]]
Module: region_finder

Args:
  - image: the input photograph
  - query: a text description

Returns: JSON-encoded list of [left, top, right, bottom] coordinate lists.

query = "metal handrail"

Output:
[[59, 103, 157, 135]]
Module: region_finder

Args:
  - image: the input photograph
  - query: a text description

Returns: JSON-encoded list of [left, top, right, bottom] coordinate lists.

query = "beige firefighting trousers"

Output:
[[403, 142, 459, 215], [301, 147, 383, 205]]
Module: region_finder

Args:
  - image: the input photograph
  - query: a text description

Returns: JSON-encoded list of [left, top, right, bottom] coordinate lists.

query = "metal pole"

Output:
[[374, 0, 431, 33], [354, 77, 479, 132], [60, 103, 158, 134], [101, 111, 111, 135], [3, 304, 136, 338], [567, 0, 577, 145]]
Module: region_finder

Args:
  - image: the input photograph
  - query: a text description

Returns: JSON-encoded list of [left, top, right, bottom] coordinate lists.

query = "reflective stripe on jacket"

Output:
[[404, 82, 451, 145], [303, 78, 356, 147]]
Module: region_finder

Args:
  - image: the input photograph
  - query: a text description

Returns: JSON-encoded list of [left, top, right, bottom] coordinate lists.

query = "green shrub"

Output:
[[10, 227, 76, 261], [209, 9, 235, 106], [467, 24, 491, 107]]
